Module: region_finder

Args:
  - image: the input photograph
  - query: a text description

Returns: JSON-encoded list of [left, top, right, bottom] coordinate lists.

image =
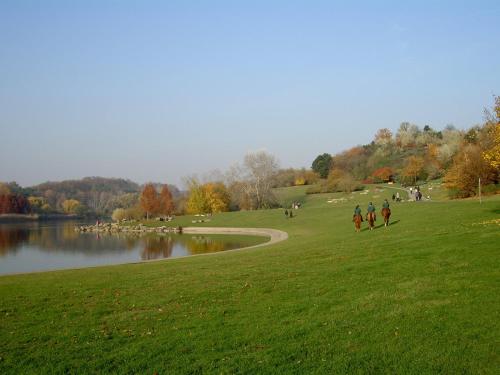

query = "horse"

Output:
[[381, 207, 391, 227], [366, 212, 376, 230], [353, 214, 363, 232]]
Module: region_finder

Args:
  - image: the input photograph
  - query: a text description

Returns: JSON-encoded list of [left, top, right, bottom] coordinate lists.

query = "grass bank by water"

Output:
[[0, 186, 499, 373]]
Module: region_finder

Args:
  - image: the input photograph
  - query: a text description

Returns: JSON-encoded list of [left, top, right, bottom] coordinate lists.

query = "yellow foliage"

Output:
[[402, 156, 425, 184], [294, 177, 306, 186], [0, 183, 11, 195], [444, 144, 496, 197], [62, 199, 81, 214], [204, 183, 230, 213], [303, 170, 320, 184], [112, 208, 127, 222], [482, 123, 500, 169], [187, 182, 231, 214], [187, 182, 209, 214], [28, 196, 45, 208], [426, 143, 439, 160]]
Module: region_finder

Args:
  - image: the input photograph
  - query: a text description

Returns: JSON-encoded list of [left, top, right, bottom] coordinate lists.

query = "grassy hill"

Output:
[[0, 185, 499, 374]]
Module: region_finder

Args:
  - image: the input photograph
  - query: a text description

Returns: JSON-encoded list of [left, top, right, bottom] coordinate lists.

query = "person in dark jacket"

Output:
[[367, 202, 376, 221]]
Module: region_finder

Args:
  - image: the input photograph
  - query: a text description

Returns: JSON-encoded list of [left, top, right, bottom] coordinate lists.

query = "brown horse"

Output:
[[366, 212, 376, 230], [381, 207, 391, 227], [353, 214, 363, 232]]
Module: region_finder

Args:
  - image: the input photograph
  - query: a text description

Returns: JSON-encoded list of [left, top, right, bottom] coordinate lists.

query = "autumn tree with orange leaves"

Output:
[[444, 144, 496, 197], [372, 167, 394, 182], [402, 156, 425, 185], [140, 183, 160, 220], [159, 185, 175, 217]]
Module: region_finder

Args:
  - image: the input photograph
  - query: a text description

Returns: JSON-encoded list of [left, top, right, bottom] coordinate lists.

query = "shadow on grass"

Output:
[[360, 220, 400, 231]]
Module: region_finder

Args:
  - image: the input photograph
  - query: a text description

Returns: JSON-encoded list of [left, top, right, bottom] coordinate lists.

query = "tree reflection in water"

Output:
[[0, 222, 262, 261], [140, 236, 174, 260], [186, 236, 227, 254], [0, 221, 138, 256], [0, 226, 30, 256]]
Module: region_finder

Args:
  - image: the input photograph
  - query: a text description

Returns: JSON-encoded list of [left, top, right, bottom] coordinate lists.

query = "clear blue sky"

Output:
[[1, 0, 499, 187]]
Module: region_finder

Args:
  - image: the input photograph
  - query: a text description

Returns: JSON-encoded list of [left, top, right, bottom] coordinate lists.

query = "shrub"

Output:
[[294, 177, 306, 186], [481, 184, 500, 196], [112, 206, 144, 221], [112, 208, 127, 222]]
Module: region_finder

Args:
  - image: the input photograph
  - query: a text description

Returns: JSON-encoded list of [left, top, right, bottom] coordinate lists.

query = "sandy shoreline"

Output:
[[182, 227, 288, 250]]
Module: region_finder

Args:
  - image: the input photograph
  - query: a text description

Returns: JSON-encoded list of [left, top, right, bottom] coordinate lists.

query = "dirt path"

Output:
[[384, 185, 412, 200]]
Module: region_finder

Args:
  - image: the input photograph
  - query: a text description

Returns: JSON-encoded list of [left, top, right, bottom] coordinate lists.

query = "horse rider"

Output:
[[382, 199, 390, 209], [367, 202, 376, 221], [353, 204, 363, 221]]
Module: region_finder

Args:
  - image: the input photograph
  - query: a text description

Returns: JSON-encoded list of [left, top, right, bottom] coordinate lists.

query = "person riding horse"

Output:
[[381, 199, 391, 226], [353, 205, 363, 221], [366, 202, 376, 221], [353, 204, 363, 232]]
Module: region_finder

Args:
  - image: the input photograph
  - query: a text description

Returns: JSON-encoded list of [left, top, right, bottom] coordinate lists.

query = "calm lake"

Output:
[[0, 221, 267, 275]]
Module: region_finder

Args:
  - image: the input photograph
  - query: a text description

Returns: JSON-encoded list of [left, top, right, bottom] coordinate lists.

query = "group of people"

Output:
[[391, 192, 401, 202], [391, 187, 424, 202], [410, 186, 423, 201], [284, 201, 302, 218], [353, 199, 390, 222]]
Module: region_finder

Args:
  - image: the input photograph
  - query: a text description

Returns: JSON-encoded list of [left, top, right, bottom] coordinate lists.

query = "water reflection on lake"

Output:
[[0, 221, 266, 275]]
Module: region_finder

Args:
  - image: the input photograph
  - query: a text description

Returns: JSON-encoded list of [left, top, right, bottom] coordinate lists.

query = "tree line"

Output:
[[0, 177, 181, 217], [1, 97, 498, 217], [112, 151, 283, 220], [309, 96, 499, 197]]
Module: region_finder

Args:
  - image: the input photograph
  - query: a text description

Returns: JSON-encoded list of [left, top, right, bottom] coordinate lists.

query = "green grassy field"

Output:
[[0, 186, 499, 374]]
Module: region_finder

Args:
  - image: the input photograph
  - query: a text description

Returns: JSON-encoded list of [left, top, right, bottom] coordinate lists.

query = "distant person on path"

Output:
[[392, 193, 395, 201], [289, 210, 293, 218], [284, 209, 289, 218], [396, 192, 400, 202]]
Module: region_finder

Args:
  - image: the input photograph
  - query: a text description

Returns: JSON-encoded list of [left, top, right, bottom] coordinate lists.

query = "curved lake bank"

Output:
[[0, 221, 274, 275], [182, 227, 288, 249]]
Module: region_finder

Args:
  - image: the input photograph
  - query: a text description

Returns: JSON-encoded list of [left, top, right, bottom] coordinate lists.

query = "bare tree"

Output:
[[241, 151, 280, 209]]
